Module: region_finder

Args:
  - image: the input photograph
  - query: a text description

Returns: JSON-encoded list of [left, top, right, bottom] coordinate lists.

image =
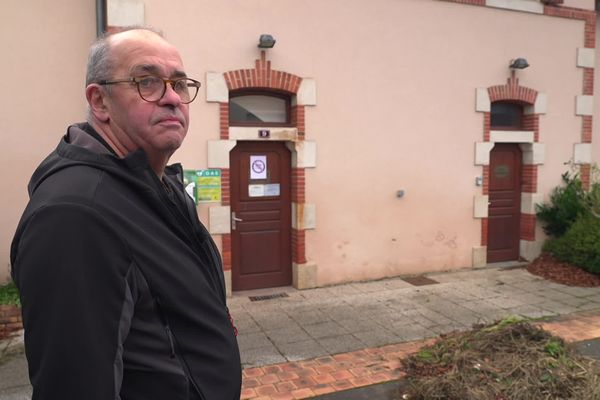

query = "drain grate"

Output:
[[249, 292, 289, 302], [402, 276, 439, 286]]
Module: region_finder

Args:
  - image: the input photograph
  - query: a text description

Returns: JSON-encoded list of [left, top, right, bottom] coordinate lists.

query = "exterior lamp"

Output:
[[509, 58, 529, 69], [258, 34, 276, 49]]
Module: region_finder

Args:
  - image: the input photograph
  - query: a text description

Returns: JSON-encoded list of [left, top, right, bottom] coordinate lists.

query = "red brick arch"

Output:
[[223, 51, 302, 93]]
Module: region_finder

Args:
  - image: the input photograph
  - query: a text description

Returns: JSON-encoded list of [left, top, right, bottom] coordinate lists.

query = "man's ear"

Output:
[[86, 84, 110, 123]]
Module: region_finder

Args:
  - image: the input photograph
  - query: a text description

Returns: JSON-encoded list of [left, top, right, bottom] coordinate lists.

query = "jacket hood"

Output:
[[28, 123, 184, 197]]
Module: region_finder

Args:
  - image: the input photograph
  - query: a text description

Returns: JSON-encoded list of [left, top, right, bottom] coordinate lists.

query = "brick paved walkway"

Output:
[[240, 309, 600, 400]]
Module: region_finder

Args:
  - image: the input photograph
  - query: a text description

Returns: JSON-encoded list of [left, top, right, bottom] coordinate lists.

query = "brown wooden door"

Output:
[[230, 141, 292, 290], [487, 143, 522, 263]]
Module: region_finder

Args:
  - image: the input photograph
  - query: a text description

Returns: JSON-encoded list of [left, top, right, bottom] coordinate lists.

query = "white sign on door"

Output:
[[250, 155, 267, 180]]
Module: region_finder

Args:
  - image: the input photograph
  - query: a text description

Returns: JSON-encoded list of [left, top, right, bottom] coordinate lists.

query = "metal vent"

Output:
[[249, 293, 289, 302], [402, 276, 439, 286]]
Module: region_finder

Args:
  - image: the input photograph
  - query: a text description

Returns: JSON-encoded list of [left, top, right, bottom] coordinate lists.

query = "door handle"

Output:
[[231, 211, 243, 230]]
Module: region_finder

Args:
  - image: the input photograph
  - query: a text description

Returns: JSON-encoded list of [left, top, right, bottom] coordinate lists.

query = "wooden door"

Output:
[[487, 143, 522, 263], [230, 141, 292, 290]]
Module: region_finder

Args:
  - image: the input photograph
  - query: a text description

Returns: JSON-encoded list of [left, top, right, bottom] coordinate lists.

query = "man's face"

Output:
[[103, 31, 190, 162]]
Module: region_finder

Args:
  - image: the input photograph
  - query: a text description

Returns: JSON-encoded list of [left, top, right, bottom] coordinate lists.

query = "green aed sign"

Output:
[[183, 169, 222, 204]]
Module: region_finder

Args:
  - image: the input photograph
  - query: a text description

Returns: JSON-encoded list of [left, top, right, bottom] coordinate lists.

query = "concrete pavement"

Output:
[[3, 263, 600, 399]]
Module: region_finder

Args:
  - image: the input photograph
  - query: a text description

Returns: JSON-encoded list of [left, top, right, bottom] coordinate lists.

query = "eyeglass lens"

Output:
[[137, 76, 199, 104]]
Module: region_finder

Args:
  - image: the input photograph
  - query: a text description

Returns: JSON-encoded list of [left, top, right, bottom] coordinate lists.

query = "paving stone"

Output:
[[277, 339, 329, 361], [234, 317, 262, 333], [240, 345, 286, 368], [456, 300, 510, 321], [389, 322, 437, 341], [554, 286, 600, 298], [352, 329, 401, 348], [252, 314, 298, 330], [507, 305, 557, 319], [558, 296, 596, 308], [265, 327, 312, 346], [304, 321, 347, 339], [421, 301, 480, 326], [350, 281, 391, 294], [317, 335, 366, 355], [485, 296, 526, 309], [539, 290, 581, 302], [536, 300, 579, 315], [288, 310, 331, 325], [237, 332, 274, 351], [574, 302, 600, 312]]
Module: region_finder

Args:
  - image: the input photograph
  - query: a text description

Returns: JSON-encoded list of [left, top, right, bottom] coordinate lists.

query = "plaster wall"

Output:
[[563, 0, 595, 10], [0, 0, 594, 285], [140, 0, 590, 285], [0, 1, 95, 282]]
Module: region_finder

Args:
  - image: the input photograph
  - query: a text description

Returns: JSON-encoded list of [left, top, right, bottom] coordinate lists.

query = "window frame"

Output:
[[228, 89, 293, 127], [490, 101, 525, 130]]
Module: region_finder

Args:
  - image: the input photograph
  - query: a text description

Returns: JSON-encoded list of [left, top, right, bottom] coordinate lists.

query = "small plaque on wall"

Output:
[[258, 129, 270, 138]]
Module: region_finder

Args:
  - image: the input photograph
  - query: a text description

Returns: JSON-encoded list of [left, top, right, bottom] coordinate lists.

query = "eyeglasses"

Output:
[[98, 75, 201, 104]]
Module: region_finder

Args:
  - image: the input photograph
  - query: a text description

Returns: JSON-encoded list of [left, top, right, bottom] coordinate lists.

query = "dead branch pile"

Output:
[[400, 317, 600, 400]]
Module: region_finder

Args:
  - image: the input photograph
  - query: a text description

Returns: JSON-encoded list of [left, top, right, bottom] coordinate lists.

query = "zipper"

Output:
[[151, 172, 226, 301], [154, 296, 207, 400]]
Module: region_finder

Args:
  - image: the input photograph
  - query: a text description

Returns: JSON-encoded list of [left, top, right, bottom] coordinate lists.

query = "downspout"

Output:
[[96, 0, 107, 37]]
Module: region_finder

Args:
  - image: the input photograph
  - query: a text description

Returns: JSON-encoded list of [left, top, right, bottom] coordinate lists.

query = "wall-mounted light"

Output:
[[258, 34, 276, 49], [509, 58, 529, 69]]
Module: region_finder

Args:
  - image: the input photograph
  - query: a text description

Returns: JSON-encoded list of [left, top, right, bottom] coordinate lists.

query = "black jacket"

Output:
[[11, 123, 241, 400]]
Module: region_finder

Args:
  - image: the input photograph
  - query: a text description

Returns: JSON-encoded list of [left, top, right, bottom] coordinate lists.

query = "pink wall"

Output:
[[0, 0, 596, 286], [142, 0, 594, 285], [0, 1, 95, 282]]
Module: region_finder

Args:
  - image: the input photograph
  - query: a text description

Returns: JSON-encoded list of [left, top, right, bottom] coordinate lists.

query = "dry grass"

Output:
[[399, 317, 600, 400]]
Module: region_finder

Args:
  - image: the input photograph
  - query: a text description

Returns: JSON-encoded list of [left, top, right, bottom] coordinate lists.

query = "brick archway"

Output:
[[475, 76, 542, 265], [212, 51, 314, 291]]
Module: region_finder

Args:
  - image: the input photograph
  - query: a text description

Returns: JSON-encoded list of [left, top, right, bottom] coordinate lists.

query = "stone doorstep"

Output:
[[241, 309, 600, 400]]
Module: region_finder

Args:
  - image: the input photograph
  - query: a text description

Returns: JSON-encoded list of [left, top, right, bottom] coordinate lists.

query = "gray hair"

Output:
[[85, 26, 164, 86]]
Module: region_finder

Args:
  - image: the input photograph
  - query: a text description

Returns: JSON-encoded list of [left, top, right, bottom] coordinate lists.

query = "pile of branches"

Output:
[[400, 317, 600, 400]]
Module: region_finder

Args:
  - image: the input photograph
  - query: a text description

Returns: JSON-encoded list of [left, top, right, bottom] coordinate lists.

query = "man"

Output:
[[10, 28, 241, 400]]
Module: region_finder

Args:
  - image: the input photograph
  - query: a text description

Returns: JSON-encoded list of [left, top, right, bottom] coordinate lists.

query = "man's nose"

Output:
[[158, 83, 182, 106]]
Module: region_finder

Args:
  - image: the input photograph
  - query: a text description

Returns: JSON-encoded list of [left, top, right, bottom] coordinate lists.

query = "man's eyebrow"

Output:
[[131, 64, 188, 78]]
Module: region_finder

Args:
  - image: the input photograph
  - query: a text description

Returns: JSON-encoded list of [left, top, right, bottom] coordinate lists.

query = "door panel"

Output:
[[230, 141, 291, 290], [487, 143, 522, 263]]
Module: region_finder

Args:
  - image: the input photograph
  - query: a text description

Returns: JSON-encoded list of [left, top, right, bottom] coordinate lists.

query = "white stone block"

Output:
[[520, 143, 545, 165], [486, 0, 543, 14], [490, 130, 534, 143], [292, 203, 316, 230], [577, 48, 595, 68], [536, 93, 548, 115], [288, 140, 317, 168], [475, 142, 494, 165], [576, 95, 594, 116], [206, 72, 228, 103], [474, 195, 489, 218], [108, 0, 145, 26], [223, 270, 232, 297], [295, 78, 317, 106], [229, 127, 298, 141], [207, 140, 236, 169], [209, 206, 231, 234], [472, 246, 487, 268], [520, 239, 543, 262], [476, 88, 490, 112], [521, 193, 543, 214], [574, 143, 592, 164], [293, 262, 317, 289]]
